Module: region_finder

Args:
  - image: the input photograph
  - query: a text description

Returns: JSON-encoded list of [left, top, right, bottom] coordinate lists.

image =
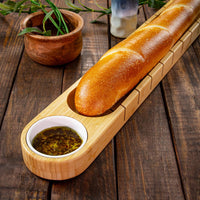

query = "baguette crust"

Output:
[[75, 0, 200, 116]]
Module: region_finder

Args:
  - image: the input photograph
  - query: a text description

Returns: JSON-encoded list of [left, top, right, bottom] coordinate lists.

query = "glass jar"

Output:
[[110, 0, 138, 38]]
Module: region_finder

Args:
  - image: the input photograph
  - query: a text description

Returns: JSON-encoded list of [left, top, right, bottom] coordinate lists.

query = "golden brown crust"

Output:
[[75, 0, 200, 116], [75, 51, 145, 116]]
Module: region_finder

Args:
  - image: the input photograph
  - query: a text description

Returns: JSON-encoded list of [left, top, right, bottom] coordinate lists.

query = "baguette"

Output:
[[75, 0, 200, 116]]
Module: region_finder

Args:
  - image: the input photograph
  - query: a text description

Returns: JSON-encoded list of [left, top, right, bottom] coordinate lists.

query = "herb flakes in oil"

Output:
[[32, 126, 82, 156]]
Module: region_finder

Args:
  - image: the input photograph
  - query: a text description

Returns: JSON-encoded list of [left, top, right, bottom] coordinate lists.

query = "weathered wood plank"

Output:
[[0, 13, 24, 123], [0, 0, 198, 198], [0, 50, 64, 199], [51, 141, 117, 200], [113, 4, 184, 199], [0, 159, 49, 200], [115, 87, 184, 199], [0, 4, 66, 197], [162, 40, 200, 200], [192, 36, 200, 63], [51, 0, 117, 199]]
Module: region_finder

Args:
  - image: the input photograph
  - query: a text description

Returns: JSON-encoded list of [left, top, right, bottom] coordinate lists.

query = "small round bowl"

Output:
[[20, 10, 84, 66], [26, 116, 87, 158], [21, 115, 88, 180]]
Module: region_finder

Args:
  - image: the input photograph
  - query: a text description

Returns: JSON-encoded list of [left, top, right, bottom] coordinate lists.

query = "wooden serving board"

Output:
[[21, 2, 200, 180]]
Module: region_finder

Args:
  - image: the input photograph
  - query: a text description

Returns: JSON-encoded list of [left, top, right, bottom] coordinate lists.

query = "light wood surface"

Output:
[[20, 7, 200, 180]]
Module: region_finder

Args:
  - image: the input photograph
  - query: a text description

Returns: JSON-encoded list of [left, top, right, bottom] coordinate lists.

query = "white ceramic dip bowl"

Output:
[[26, 116, 87, 158]]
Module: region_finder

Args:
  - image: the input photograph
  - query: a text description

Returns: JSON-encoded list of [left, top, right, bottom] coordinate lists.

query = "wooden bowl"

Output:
[[20, 10, 84, 66]]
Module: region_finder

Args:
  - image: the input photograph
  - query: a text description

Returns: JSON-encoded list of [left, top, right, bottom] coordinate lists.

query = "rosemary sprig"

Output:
[[18, 26, 49, 36], [0, 0, 166, 17], [0, 0, 166, 35], [64, 0, 111, 23], [139, 0, 166, 9], [18, 0, 69, 36]]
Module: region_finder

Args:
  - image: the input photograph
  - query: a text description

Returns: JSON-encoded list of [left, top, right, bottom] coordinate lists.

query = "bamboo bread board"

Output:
[[21, 3, 200, 180]]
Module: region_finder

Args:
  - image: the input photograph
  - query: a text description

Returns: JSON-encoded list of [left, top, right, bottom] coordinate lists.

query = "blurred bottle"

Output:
[[110, 0, 138, 38]]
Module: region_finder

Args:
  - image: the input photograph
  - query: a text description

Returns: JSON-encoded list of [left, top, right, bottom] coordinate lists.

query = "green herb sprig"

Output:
[[0, 0, 166, 36], [139, 0, 166, 9], [64, 0, 111, 23], [0, 0, 166, 17], [17, 0, 69, 36]]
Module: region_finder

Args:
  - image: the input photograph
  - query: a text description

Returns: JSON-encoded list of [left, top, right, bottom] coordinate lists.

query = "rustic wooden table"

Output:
[[0, 0, 199, 199]]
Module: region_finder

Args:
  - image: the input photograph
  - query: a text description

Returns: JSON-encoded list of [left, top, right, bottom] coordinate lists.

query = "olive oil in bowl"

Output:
[[32, 126, 83, 156]]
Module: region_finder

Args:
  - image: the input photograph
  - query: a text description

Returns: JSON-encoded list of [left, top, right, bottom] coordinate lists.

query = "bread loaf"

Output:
[[75, 0, 200, 116]]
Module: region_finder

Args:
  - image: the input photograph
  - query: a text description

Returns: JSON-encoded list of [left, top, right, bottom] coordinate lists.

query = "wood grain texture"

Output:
[[112, 5, 183, 199], [51, 141, 117, 200], [0, 6, 65, 198], [51, 0, 118, 198], [20, 77, 125, 180], [192, 36, 200, 63], [0, 52, 64, 199], [115, 87, 184, 200], [0, 13, 24, 123], [1, 0, 199, 199], [20, 0, 199, 193], [162, 40, 200, 200], [113, 5, 199, 199], [21, 10, 84, 66]]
